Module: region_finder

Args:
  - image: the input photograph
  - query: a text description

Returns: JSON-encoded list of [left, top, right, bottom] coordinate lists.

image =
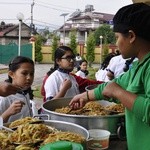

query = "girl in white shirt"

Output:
[[44, 46, 80, 100], [0, 56, 34, 123], [75, 60, 89, 78]]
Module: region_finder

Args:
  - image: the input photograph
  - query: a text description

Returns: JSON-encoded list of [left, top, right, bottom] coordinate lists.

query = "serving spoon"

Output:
[[0, 116, 14, 132]]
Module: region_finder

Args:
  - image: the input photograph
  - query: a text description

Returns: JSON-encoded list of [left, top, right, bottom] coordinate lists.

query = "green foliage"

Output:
[[69, 29, 77, 55], [86, 32, 96, 67], [102, 44, 109, 62], [94, 24, 116, 46], [33, 86, 43, 98], [35, 35, 43, 62], [51, 35, 58, 61]]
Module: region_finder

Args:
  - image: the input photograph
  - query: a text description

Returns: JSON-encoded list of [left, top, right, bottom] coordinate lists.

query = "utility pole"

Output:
[[30, 0, 35, 34], [60, 13, 69, 45]]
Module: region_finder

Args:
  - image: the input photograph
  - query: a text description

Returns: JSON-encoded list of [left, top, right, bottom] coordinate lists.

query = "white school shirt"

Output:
[[95, 68, 109, 82], [75, 70, 86, 78], [106, 55, 126, 78], [0, 93, 32, 123], [44, 70, 80, 99]]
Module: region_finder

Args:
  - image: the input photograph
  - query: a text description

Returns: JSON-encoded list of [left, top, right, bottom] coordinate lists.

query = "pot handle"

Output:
[[117, 121, 126, 140], [33, 114, 50, 120]]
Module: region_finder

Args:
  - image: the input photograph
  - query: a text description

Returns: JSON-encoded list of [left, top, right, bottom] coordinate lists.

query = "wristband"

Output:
[[86, 90, 90, 101]]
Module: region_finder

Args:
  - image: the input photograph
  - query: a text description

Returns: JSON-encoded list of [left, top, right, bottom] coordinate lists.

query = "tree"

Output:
[[51, 35, 58, 61], [94, 24, 116, 46], [69, 29, 77, 55], [86, 32, 96, 67], [102, 35, 109, 62], [35, 35, 43, 62]]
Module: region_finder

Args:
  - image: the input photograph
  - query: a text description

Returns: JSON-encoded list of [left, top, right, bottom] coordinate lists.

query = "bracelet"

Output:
[[86, 90, 90, 101]]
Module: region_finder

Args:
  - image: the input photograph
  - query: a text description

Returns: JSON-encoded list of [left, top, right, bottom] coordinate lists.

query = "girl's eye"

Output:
[[22, 72, 28, 76], [22, 72, 34, 76], [30, 73, 34, 76]]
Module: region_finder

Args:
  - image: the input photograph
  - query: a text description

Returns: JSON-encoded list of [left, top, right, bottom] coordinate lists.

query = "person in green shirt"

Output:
[[69, 3, 150, 150]]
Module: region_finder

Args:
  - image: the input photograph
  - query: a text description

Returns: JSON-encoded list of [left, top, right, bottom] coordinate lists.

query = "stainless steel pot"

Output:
[[43, 120, 89, 140], [42, 98, 125, 138], [4, 119, 89, 149]]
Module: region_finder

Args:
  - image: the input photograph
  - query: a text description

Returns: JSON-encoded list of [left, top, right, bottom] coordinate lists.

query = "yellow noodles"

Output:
[[43, 131, 85, 144], [9, 123, 55, 144], [55, 101, 125, 116], [9, 117, 40, 128]]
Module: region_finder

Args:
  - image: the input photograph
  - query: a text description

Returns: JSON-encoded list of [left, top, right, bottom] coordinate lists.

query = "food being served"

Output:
[[9, 123, 55, 144], [9, 117, 40, 128], [0, 130, 15, 150], [105, 103, 125, 113], [15, 145, 35, 150], [43, 131, 85, 144], [0, 117, 86, 150], [55, 101, 125, 116]]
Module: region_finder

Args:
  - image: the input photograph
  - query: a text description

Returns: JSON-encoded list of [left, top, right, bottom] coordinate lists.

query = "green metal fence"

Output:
[[0, 43, 32, 64]]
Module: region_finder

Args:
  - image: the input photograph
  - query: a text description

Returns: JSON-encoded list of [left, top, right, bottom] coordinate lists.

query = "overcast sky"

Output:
[[0, 0, 133, 30]]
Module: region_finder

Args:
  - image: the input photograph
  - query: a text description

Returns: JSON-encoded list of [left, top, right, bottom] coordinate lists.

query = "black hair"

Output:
[[6, 56, 34, 99], [101, 52, 116, 70], [46, 67, 55, 76], [113, 3, 150, 41], [77, 59, 88, 71], [53, 46, 75, 70]]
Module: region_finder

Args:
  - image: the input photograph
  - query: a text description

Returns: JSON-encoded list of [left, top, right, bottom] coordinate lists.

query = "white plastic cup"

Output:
[[88, 129, 111, 150]]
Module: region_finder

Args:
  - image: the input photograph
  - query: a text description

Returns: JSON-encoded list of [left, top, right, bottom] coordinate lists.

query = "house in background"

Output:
[[0, 21, 32, 45], [58, 5, 114, 45]]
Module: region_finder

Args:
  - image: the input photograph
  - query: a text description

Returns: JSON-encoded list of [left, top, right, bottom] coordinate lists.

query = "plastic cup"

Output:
[[88, 129, 110, 150]]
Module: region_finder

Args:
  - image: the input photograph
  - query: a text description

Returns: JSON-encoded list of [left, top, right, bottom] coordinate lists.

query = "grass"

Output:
[[33, 86, 43, 99], [33, 66, 99, 98], [88, 67, 99, 80]]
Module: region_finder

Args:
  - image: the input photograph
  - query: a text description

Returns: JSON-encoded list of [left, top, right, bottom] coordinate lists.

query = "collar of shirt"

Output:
[[58, 68, 70, 74]]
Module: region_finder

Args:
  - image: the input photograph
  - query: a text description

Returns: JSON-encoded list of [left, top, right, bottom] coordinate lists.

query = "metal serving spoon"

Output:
[[0, 116, 14, 132]]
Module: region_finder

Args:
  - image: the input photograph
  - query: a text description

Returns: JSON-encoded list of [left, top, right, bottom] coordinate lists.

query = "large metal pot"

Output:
[[4, 119, 89, 149], [43, 120, 89, 140], [42, 98, 125, 138]]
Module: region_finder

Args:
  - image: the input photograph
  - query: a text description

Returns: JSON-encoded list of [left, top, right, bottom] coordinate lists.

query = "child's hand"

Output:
[[61, 79, 72, 91], [6, 100, 25, 115]]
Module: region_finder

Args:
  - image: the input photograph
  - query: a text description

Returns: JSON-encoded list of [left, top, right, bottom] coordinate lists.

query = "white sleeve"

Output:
[[76, 71, 86, 78], [106, 57, 116, 73], [44, 74, 59, 99], [0, 97, 10, 115], [75, 71, 81, 76]]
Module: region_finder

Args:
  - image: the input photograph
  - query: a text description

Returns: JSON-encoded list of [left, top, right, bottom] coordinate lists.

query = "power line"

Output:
[[0, 2, 30, 5], [36, 0, 76, 12], [35, 3, 72, 13]]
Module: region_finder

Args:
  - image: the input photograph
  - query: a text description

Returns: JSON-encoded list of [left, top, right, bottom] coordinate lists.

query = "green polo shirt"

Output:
[[94, 52, 150, 150]]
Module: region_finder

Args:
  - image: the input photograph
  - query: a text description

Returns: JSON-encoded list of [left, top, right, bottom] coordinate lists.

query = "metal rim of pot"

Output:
[[42, 98, 126, 139]]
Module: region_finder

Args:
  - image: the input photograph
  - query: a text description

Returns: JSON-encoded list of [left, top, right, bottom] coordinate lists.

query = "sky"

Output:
[[0, 0, 133, 31]]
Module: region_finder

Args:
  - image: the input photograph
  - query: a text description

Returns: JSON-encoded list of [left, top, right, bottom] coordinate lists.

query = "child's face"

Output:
[[9, 62, 34, 90], [57, 51, 75, 72], [115, 32, 135, 59], [80, 62, 87, 70]]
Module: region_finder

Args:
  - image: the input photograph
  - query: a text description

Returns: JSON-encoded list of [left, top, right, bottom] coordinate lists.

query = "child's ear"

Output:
[[56, 58, 61, 65], [8, 71, 14, 79], [128, 30, 136, 43]]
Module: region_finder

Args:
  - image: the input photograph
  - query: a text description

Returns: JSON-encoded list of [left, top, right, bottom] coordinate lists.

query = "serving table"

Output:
[[108, 138, 127, 150]]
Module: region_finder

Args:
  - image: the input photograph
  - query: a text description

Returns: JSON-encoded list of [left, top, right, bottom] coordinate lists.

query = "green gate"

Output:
[[0, 43, 32, 64]]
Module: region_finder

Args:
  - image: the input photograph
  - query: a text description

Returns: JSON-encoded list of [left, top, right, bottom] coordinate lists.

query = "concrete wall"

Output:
[[41, 44, 117, 64]]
